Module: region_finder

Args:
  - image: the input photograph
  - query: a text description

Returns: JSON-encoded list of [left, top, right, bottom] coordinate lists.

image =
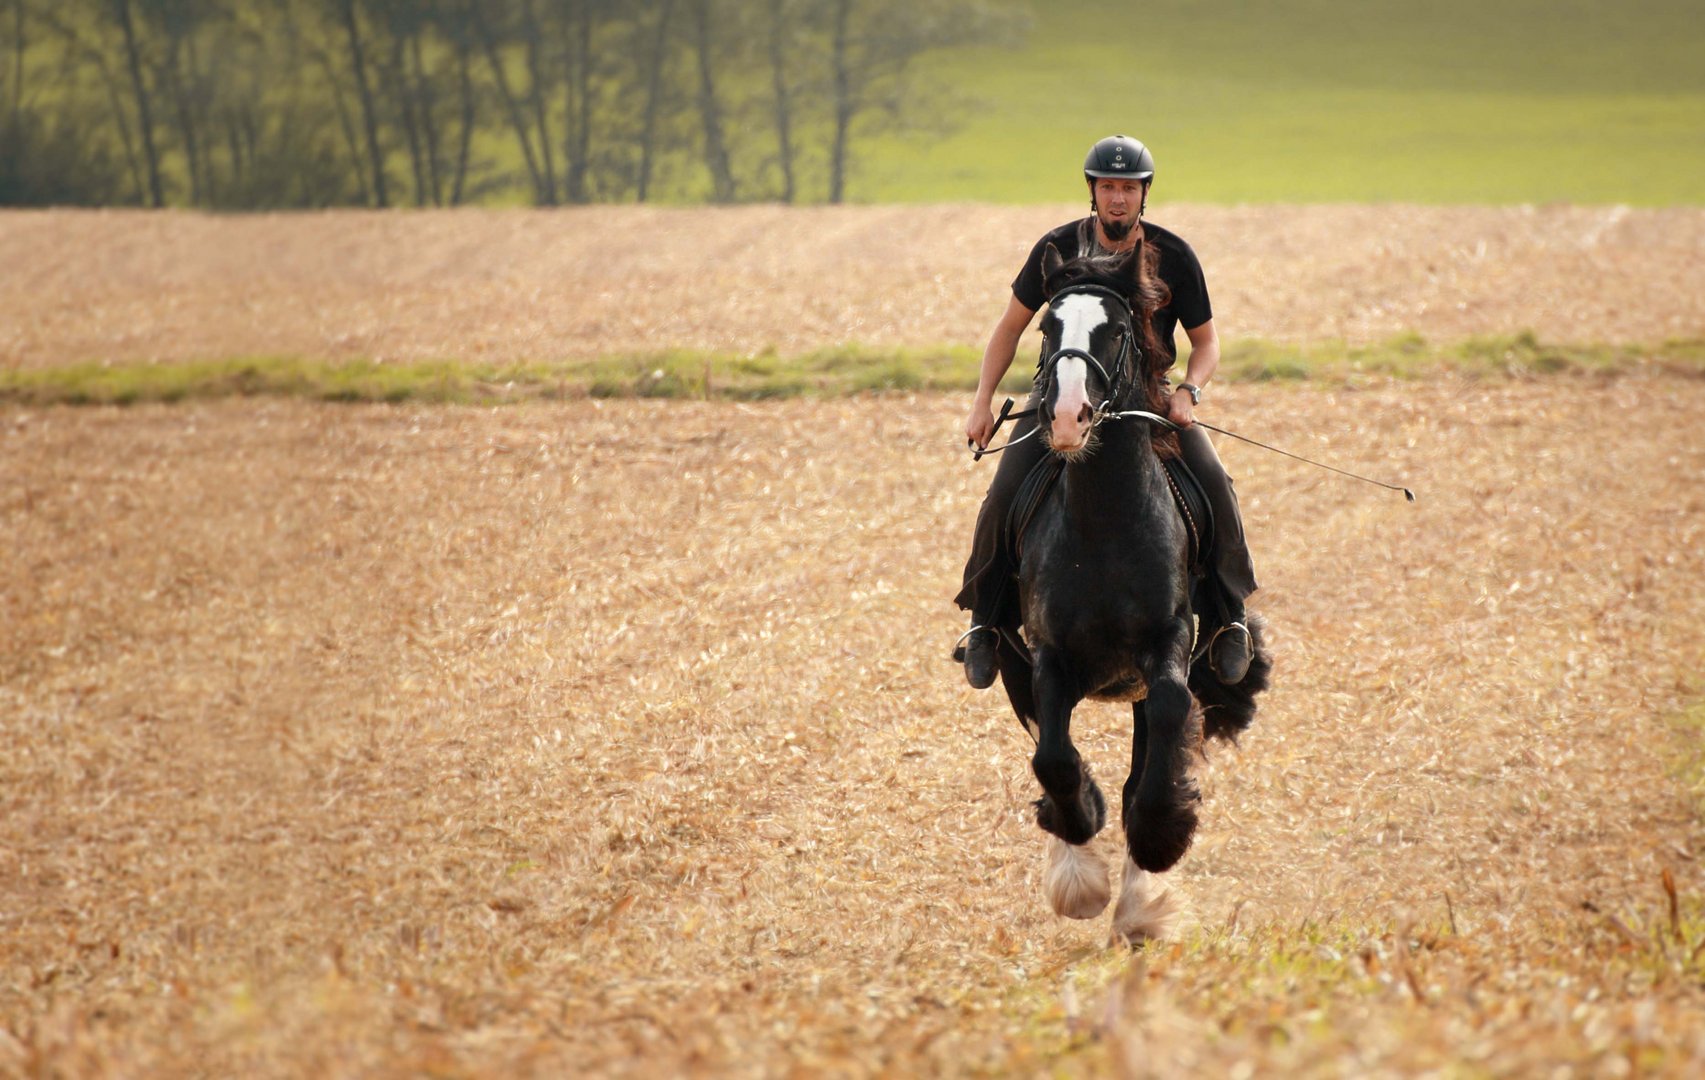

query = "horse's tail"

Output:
[[1189, 612, 1271, 743]]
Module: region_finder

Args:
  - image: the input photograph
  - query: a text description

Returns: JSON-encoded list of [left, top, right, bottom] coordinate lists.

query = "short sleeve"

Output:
[[1010, 234, 1051, 312], [1167, 238, 1213, 330]]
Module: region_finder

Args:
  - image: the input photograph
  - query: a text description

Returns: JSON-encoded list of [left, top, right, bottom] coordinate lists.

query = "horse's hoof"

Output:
[[1044, 836, 1110, 919], [1111, 858, 1185, 945]]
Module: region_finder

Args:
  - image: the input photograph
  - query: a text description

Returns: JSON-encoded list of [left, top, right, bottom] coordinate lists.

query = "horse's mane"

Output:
[[1044, 247, 1176, 428]]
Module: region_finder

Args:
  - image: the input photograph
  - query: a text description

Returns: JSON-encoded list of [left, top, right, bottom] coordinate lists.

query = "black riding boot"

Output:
[[1208, 596, 1252, 684], [956, 624, 999, 689]]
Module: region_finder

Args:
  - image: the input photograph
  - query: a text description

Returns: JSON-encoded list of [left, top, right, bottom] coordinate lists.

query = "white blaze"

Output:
[[1050, 294, 1107, 443]]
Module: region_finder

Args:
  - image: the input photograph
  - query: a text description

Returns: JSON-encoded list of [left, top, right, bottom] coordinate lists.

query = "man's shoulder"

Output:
[[1140, 220, 1196, 259]]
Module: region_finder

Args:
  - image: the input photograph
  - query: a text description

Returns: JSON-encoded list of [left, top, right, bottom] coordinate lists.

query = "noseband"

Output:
[[1039, 283, 1137, 425]]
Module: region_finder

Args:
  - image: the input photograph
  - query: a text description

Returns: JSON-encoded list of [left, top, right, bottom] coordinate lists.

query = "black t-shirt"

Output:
[[1010, 217, 1212, 362]]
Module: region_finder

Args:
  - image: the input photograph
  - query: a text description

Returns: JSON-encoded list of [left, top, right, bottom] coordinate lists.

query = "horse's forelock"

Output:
[[1043, 254, 1132, 302]]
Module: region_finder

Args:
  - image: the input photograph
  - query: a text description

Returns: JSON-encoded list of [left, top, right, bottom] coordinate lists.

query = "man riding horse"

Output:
[[957, 135, 1258, 687]]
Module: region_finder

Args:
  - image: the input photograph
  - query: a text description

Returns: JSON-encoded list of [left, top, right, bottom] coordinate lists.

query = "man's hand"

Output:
[[965, 401, 996, 450], [1167, 387, 1195, 429]]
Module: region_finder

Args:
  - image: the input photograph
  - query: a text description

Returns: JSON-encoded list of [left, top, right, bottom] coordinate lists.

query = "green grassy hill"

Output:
[[855, 0, 1705, 204]]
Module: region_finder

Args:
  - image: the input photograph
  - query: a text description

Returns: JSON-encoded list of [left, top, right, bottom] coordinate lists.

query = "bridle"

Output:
[[1040, 282, 1136, 426], [974, 282, 1155, 458]]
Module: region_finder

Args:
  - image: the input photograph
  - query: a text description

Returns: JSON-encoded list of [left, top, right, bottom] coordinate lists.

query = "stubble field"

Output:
[[3, 207, 1705, 1076], [5, 204, 1705, 370]]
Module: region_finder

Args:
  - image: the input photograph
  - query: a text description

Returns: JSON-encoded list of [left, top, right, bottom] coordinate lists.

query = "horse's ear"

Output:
[[1041, 242, 1064, 289]]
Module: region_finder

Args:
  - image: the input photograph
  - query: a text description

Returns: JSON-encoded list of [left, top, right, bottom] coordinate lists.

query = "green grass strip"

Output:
[[3, 335, 1703, 407]]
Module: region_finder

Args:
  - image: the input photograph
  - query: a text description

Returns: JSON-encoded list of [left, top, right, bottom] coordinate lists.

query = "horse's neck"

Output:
[[1062, 420, 1162, 529]]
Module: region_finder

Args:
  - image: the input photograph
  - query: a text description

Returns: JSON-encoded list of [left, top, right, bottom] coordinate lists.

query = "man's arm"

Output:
[[1167, 319, 1220, 429], [965, 294, 1038, 449]]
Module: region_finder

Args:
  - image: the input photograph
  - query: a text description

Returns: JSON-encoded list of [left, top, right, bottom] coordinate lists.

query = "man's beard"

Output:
[[1100, 213, 1134, 242]]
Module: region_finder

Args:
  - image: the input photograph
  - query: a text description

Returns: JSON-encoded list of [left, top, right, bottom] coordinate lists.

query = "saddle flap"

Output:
[[1162, 456, 1214, 577], [1004, 455, 1065, 565]]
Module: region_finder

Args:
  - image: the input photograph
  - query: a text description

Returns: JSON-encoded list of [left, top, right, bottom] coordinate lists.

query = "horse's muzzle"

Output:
[[1050, 403, 1094, 454]]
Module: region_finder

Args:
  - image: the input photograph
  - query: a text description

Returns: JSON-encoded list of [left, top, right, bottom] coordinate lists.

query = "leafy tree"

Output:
[[0, 0, 1024, 207]]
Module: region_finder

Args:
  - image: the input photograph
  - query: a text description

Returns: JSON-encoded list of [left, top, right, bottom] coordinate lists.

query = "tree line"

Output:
[[0, 0, 1023, 208]]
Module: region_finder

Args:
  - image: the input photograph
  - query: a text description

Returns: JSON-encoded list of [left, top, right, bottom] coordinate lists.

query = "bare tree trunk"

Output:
[[60, 30, 147, 204], [188, 33, 216, 204], [164, 36, 204, 204], [9, 0, 24, 130], [470, 4, 545, 203], [450, 33, 474, 205], [562, 0, 591, 202], [766, 0, 794, 203], [317, 47, 371, 205], [521, 0, 557, 204], [338, 0, 388, 207], [410, 29, 443, 205], [690, 0, 733, 202], [828, 0, 852, 204], [385, 30, 427, 205], [636, 0, 674, 203], [225, 110, 244, 190], [241, 106, 258, 182], [113, 0, 164, 207], [96, 52, 146, 203]]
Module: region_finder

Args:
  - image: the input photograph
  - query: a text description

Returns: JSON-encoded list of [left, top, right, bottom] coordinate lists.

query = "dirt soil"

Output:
[[4, 373, 1705, 1075], [2, 204, 1703, 369]]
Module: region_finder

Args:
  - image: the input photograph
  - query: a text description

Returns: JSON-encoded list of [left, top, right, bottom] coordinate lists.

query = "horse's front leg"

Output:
[[1112, 697, 1186, 944], [1031, 646, 1109, 919], [1124, 619, 1201, 874]]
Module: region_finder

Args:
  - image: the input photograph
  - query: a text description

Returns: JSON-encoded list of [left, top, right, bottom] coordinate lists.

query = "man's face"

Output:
[[1091, 177, 1147, 240]]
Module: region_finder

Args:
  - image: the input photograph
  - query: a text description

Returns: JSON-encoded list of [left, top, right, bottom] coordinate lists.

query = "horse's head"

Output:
[[1037, 243, 1143, 458]]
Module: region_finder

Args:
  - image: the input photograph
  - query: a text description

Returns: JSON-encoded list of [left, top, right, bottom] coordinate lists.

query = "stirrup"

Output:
[[1208, 621, 1251, 683], [951, 623, 988, 663]]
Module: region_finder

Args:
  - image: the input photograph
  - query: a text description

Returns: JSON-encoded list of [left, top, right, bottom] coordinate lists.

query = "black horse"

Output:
[[990, 241, 1271, 942]]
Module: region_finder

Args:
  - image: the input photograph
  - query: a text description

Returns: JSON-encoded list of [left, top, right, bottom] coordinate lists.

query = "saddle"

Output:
[[1004, 454, 1214, 579]]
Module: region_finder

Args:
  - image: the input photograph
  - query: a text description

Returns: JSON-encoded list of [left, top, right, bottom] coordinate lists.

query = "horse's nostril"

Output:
[[1078, 403, 1092, 424]]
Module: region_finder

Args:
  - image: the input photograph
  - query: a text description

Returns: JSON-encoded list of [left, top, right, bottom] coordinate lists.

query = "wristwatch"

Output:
[[1178, 382, 1202, 405]]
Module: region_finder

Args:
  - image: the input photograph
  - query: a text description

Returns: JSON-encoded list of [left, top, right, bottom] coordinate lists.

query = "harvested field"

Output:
[[4, 373, 1705, 1075], [3, 204, 1704, 371]]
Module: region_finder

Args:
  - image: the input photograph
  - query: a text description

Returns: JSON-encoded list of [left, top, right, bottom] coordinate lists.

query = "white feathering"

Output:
[[1043, 836, 1111, 920], [1111, 857, 1186, 943]]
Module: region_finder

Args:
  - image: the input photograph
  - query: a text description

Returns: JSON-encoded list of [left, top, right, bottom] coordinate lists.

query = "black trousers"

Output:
[[955, 396, 1258, 623]]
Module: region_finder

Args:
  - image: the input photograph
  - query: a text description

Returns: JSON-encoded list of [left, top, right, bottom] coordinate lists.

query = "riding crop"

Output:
[[1103, 408, 1417, 501], [1190, 419, 1415, 501]]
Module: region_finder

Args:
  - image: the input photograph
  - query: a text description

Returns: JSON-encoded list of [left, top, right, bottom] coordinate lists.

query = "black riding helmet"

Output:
[[1083, 135, 1155, 182]]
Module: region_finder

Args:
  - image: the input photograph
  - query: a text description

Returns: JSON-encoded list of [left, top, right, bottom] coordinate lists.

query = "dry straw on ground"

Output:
[[2, 204, 1704, 370], [4, 373, 1705, 1075]]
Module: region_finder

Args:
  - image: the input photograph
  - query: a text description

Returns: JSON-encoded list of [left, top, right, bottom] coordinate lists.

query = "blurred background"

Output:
[[2, 0, 1701, 209]]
